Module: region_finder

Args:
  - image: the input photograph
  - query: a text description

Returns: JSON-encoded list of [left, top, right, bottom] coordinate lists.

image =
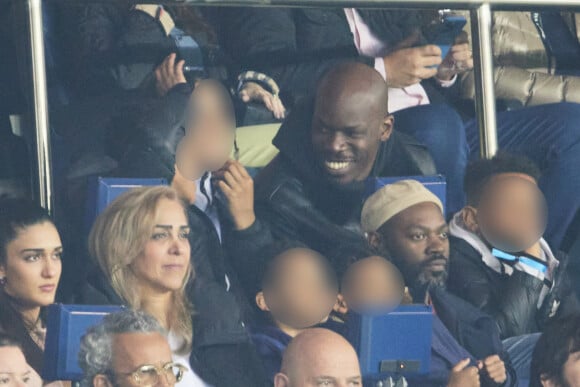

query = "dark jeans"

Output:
[[395, 102, 580, 249], [502, 333, 541, 387]]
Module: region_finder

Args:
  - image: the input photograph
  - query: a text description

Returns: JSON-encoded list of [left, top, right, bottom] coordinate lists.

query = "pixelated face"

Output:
[[311, 92, 391, 187], [130, 199, 191, 294], [380, 202, 450, 290], [476, 174, 547, 253], [342, 257, 404, 312], [264, 249, 338, 330], [177, 81, 235, 178], [0, 222, 62, 309]]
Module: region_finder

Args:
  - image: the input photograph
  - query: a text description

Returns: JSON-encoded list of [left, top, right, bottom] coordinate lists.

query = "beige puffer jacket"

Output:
[[461, 11, 580, 106]]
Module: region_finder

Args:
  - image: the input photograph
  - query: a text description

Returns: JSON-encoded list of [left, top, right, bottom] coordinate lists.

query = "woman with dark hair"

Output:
[[530, 314, 580, 387], [0, 332, 43, 387], [0, 198, 64, 386]]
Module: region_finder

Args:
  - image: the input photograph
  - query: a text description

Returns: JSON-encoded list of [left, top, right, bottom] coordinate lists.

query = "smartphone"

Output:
[[424, 15, 467, 60]]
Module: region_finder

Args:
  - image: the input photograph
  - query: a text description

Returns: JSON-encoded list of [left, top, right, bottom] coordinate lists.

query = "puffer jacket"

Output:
[[448, 235, 580, 339], [461, 11, 580, 106]]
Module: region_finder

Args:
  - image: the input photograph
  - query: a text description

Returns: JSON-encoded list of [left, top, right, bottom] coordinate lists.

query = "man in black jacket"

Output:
[[447, 153, 580, 339], [216, 6, 580, 249], [225, 62, 439, 295], [215, 6, 470, 215]]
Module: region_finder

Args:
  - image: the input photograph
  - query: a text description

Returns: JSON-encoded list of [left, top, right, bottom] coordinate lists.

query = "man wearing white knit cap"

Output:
[[362, 179, 448, 300], [361, 179, 515, 387]]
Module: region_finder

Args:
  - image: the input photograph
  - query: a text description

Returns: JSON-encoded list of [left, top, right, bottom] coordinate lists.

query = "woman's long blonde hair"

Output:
[[88, 186, 193, 352]]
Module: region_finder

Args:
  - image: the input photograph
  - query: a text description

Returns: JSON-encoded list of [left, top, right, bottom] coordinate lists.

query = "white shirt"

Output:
[[343, 8, 456, 113], [168, 331, 211, 387], [193, 171, 231, 291]]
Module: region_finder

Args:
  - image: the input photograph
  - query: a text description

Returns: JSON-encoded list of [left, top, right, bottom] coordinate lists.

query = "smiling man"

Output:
[[228, 62, 438, 288]]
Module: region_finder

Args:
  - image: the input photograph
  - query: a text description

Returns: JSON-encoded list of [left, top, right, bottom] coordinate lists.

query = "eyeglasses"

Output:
[[112, 362, 187, 386]]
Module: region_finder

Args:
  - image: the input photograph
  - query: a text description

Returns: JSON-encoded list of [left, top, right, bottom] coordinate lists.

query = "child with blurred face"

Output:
[[251, 243, 339, 381], [338, 256, 406, 314], [448, 152, 578, 339]]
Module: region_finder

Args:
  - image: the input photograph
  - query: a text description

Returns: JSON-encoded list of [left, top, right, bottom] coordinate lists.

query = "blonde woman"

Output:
[[74, 186, 268, 387]]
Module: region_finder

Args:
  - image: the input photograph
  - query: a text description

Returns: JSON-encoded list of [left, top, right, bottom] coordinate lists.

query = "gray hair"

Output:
[[78, 309, 165, 387]]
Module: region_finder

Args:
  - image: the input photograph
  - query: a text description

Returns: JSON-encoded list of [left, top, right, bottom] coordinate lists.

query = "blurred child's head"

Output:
[[339, 256, 405, 314], [462, 152, 547, 252], [256, 242, 339, 335]]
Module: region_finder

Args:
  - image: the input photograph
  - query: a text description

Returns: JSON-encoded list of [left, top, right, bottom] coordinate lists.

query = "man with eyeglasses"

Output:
[[78, 310, 188, 387]]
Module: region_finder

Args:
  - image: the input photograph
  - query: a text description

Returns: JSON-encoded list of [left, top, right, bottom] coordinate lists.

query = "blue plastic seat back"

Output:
[[84, 177, 167, 234], [345, 305, 433, 382], [42, 304, 124, 381]]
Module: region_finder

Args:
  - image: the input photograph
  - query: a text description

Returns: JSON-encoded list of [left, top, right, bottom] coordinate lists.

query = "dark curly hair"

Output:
[[0, 197, 53, 264], [464, 151, 541, 206], [530, 314, 580, 387]]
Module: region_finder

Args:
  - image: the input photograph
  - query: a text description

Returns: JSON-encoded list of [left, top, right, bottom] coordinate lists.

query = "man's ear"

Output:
[[93, 374, 113, 387], [462, 206, 479, 234], [540, 374, 558, 387], [255, 291, 270, 312], [334, 294, 349, 315], [274, 373, 290, 387], [367, 231, 385, 251], [380, 114, 394, 142]]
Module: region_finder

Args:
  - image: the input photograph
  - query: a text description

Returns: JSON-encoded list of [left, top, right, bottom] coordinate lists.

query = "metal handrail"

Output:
[[28, 0, 580, 212]]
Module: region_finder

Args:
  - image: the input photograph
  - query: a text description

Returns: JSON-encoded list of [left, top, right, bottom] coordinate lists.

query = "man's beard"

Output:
[[407, 254, 449, 297]]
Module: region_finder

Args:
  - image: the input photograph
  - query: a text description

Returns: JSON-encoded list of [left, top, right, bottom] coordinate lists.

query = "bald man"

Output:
[[274, 328, 362, 387], [228, 62, 442, 292]]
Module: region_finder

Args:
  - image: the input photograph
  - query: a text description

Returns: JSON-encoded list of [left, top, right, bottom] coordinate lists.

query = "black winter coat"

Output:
[[225, 98, 437, 296], [447, 236, 580, 339]]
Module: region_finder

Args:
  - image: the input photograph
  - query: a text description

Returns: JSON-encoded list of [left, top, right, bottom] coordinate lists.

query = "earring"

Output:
[[0, 277, 5, 286]]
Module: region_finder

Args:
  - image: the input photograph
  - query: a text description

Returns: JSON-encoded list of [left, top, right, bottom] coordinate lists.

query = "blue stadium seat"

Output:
[[344, 305, 433, 383], [42, 304, 124, 381], [84, 177, 167, 234], [365, 175, 447, 217]]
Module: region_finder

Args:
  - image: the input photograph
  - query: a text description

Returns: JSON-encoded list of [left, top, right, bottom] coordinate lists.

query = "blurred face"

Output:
[[0, 222, 62, 308], [0, 346, 42, 387], [263, 249, 338, 330], [342, 257, 404, 312], [311, 92, 392, 187], [475, 174, 547, 253], [379, 203, 449, 290], [130, 199, 191, 296], [179, 82, 235, 177], [107, 333, 175, 387]]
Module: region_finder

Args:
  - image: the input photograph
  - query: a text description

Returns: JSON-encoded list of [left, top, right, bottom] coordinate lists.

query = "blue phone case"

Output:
[[426, 15, 467, 62]]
